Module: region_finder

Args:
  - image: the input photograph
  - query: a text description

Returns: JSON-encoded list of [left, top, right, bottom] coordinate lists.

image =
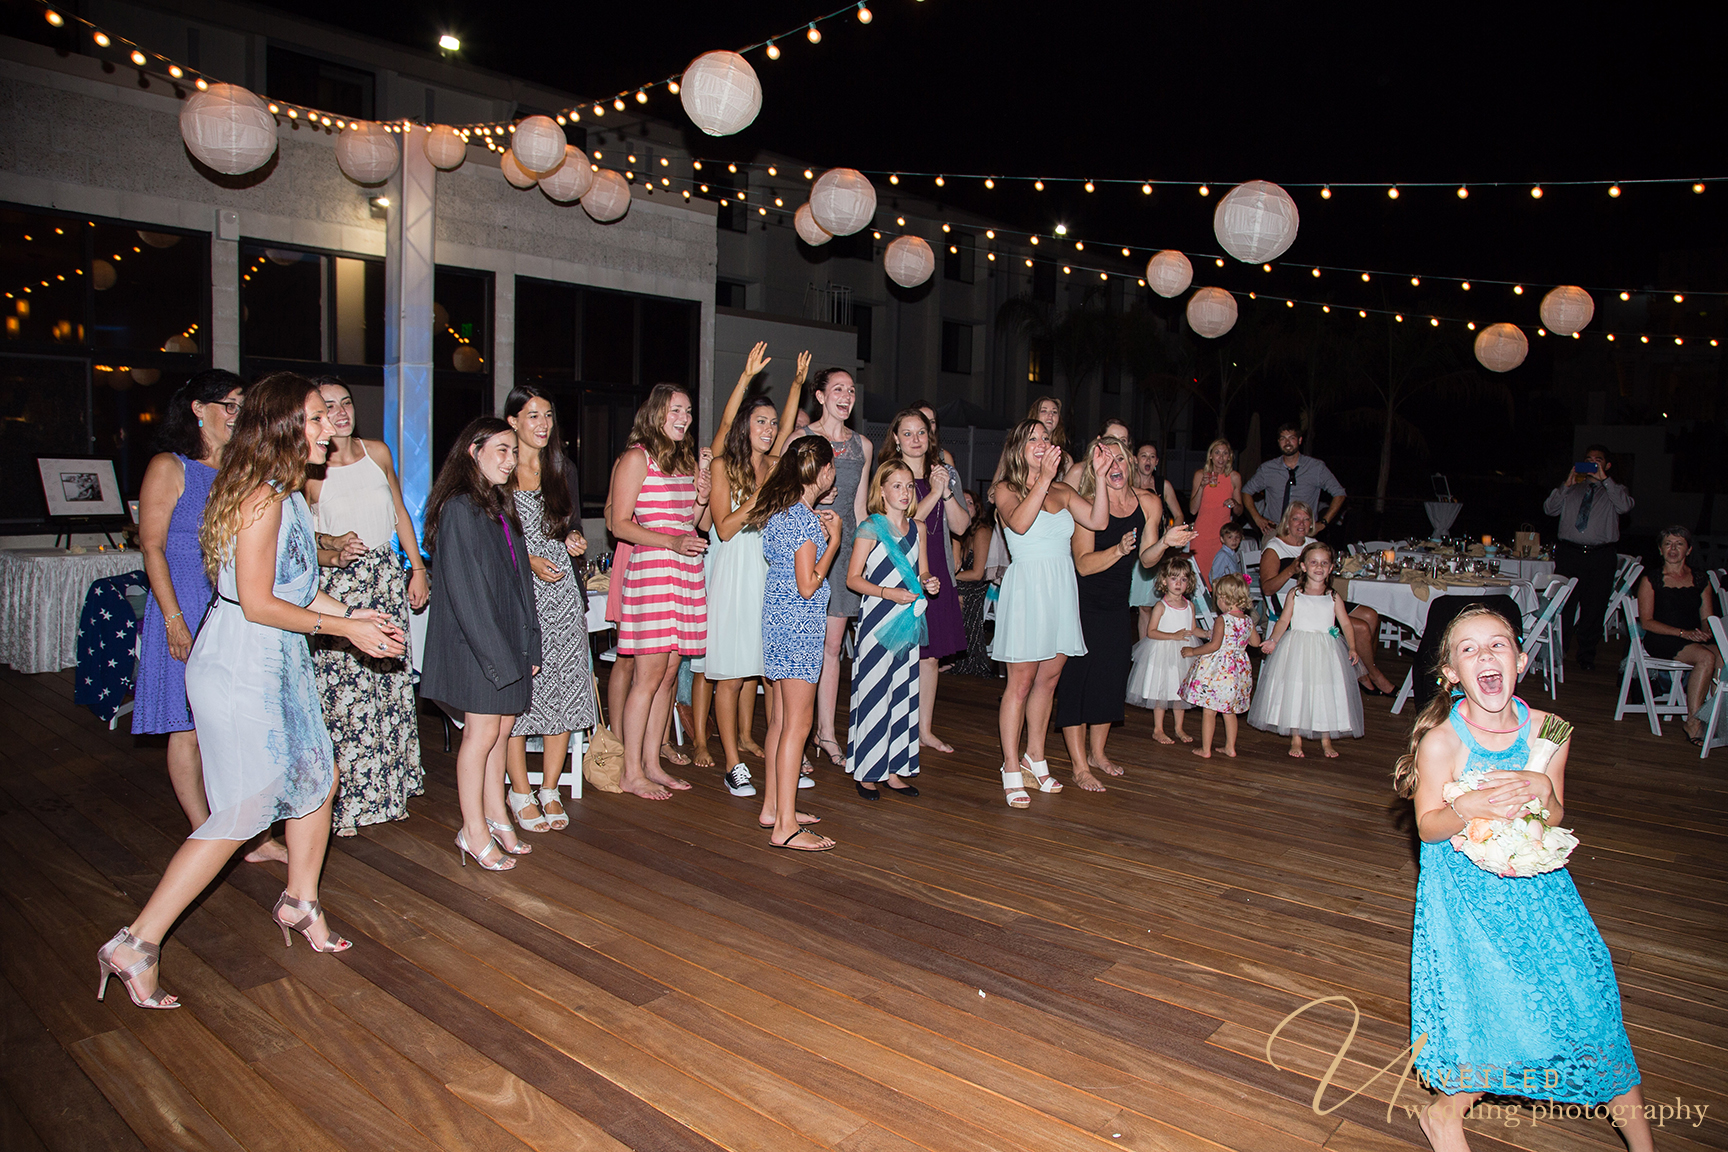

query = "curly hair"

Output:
[[720, 394, 779, 504], [1152, 555, 1193, 599], [625, 383, 697, 475], [199, 372, 318, 580], [1212, 573, 1251, 613], [747, 436, 834, 529], [156, 369, 246, 459]]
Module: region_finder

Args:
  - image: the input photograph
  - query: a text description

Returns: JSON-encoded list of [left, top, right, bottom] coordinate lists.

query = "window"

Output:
[[240, 243, 383, 367], [941, 321, 973, 375], [432, 267, 493, 465], [944, 232, 974, 283], [854, 303, 873, 363], [0, 205, 209, 523], [830, 231, 876, 262], [1028, 338, 1051, 384], [716, 279, 749, 310], [713, 173, 748, 234], [266, 46, 375, 119]]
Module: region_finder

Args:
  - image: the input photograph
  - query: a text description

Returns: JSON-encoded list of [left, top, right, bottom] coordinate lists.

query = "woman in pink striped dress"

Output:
[[606, 384, 713, 799]]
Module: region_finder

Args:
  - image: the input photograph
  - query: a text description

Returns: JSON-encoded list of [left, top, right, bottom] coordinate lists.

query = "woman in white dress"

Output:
[[989, 419, 1111, 808], [96, 374, 406, 1009], [703, 342, 806, 795]]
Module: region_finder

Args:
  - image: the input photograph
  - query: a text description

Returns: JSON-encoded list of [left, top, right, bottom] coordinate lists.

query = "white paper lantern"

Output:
[[91, 260, 117, 291], [500, 150, 537, 189], [581, 170, 633, 222], [1474, 323, 1529, 372], [794, 203, 832, 246], [130, 368, 161, 386], [679, 50, 763, 137], [136, 230, 181, 249], [163, 334, 199, 354], [539, 146, 595, 202], [1146, 250, 1193, 298], [1186, 287, 1239, 338], [335, 120, 399, 185], [511, 115, 566, 178], [884, 236, 935, 288], [1539, 286, 1594, 336], [452, 345, 483, 373], [178, 82, 277, 175], [809, 168, 876, 237], [1213, 180, 1300, 264], [423, 125, 467, 170]]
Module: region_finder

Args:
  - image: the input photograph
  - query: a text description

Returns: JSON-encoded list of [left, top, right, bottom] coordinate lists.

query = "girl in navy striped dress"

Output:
[[847, 461, 941, 798]]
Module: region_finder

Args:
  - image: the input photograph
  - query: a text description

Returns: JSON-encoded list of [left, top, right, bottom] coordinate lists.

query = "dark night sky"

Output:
[[261, 0, 1728, 311]]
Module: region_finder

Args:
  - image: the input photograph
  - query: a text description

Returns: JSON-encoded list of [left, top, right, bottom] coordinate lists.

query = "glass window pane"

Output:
[[242, 245, 323, 361], [515, 277, 577, 376], [582, 292, 635, 385], [0, 354, 90, 525], [1, 208, 84, 348], [435, 268, 490, 376], [89, 223, 205, 354], [638, 298, 695, 388]]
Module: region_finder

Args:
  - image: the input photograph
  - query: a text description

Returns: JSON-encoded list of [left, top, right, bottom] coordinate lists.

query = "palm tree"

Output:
[[1119, 308, 1198, 463], [1189, 302, 1277, 440]]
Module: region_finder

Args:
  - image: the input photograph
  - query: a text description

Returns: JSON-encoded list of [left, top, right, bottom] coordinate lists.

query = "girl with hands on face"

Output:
[[1394, 605, 1653, 1152]]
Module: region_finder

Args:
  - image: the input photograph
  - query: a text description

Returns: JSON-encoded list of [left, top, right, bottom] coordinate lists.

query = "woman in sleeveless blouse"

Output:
[[133, 371, 249, 836], [1056, 437, 1192, 790], [1188, 439, 1242, 589], [304, 377, 426, 836], [607, 384, 713, 800], [1635, 525, 1722, 744], [801, 369, 873, 770], [989, 420, 1113, 808], [97, 374, 406, 1010]]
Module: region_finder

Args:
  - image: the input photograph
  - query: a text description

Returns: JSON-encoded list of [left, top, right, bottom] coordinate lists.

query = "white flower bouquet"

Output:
[[1440, 715, 1579, 878]]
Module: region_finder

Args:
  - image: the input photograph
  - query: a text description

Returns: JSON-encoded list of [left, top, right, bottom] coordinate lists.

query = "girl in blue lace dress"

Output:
[[1393, 605, 1651, 1152]]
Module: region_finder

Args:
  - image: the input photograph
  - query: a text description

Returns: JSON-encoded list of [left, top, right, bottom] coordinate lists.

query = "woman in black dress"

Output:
[[1054, 436, 1194, 790], [1634, 524, 1722, 745]]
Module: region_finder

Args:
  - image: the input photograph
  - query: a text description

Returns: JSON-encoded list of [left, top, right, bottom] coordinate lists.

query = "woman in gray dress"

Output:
[[421, 418, 543, 872], [96, 374, 406, 1009], [802, 369, 871, 770]]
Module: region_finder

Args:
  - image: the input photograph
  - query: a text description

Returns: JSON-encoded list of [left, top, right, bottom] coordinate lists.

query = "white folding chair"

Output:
[[1518, 577, 1576, 699], [1390, 669, 1416, 715], [1613, 595, 1692, 735], [1698, 615, 1728, 759], [1708, 568, 1725, 613], [1603, 560, 1643, 641], [1191, 584, 1217, 631]]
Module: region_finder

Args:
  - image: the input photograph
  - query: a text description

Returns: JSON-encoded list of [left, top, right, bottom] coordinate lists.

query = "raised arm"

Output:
[[994, 461, 1056, 536], [852, 437, 875, 528], [769, 351, 811, 459], [711, 342, 771, 458]]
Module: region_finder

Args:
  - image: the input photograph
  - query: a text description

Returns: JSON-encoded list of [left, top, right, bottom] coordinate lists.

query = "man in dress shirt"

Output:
[[1542, 444, 1634, 671], [1243, 424, 1348, 539]]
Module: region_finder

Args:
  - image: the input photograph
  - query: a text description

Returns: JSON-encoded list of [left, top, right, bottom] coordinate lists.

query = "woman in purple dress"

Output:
[[879, 408, 970, 753], [132, 371, 279, 862]]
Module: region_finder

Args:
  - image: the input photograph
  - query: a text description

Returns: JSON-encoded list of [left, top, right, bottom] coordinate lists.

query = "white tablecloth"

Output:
[[0, 549, 147, 674], [1346, 577, 1540, 635], [1393, 550, 1556, 585]]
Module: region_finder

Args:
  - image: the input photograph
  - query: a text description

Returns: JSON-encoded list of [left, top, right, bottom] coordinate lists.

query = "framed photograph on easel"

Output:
[[37, 457, 124, 518]]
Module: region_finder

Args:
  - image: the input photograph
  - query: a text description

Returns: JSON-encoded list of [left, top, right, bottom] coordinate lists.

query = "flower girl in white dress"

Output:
[[1246, 541, 1364, 758], [1125, 556, 1198, 743]]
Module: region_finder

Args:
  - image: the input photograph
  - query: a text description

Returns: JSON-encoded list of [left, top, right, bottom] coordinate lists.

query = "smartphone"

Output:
[[1574, 461, 1599, 475]]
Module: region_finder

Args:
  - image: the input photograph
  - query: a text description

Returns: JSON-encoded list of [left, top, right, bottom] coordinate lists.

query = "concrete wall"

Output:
[[713, 308, 859, 416]]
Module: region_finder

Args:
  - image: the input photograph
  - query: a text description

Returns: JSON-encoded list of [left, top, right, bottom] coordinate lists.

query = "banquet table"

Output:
[[0, 548, 147, 674], [1392, 549, 1557, 586], [1345, 576, 1540, 635]]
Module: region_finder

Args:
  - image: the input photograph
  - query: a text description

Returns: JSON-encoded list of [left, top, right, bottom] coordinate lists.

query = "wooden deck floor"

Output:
[[1, 645, 1723, 1152]]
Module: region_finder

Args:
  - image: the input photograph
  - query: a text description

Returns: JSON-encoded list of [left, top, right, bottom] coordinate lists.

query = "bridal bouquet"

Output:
[[1441, 715, 1578, 878]]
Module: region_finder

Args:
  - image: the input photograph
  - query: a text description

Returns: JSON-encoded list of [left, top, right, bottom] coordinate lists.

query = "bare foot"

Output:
[[921, 733, 954, 753], [771, 827, 835, 851], [660, 743, 692, 766], [646, 768, 693, 790], [1191, 747, 1212, 759], [1288, 748, 1305, 758], [1152, 731, 1175, 745], [1090, 756, 1124, 777], [1221, 746, 1238, 757], [691, 745, 716, 768], [1416, 1102, 1473, 1152], [1175, 730, 1194, 744], [1072, 767, 1107, 792], [620, 774, 674, 800], [244, 837, 289, 864], [758, 812, 821, 827], [739, 739, 766, 758], [1322, 744, 1340, 759]]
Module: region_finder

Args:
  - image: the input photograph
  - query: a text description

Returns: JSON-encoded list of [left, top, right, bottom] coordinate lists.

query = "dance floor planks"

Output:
[[1, 647, 1724, 1152]]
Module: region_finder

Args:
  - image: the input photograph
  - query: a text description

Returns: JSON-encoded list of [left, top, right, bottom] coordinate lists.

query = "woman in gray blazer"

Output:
[[422, 416, 542, 872]]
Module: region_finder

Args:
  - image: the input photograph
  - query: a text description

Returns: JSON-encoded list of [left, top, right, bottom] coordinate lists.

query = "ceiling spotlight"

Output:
[[438, 33, 461, 52]]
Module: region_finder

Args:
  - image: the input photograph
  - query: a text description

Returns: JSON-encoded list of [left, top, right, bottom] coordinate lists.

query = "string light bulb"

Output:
[[1262, 263, 1271, 272], [1387, 186, 1399, 199], [1084, 180, 1095, 193], [1322, 305, 1330, 313], [93, 31, 110, 47], [1456, 186, 1468, 199], [1530, 185, 1543, 198], [1311, 268, 1321, 277], [45, 10, 63, 26], [130, 50, 146, 66], [195, 78, 208, 90], [1034, 179, 1044, 191], [984, 177, 995, 189], [1121, 248, 1131, 257], [1608, 184, 1621, 197], [1054, 224, 1067, 236], [1430, 318, 1439, 327], [1620, 291, 1630, 300], [935, 175, 945, 187], [1606, 333, 1614, 341], [1411, 276, 1420, 286], [1142, 183, 1152, 195], [1215, 258, 1224, 267], [1513, 285, 1524, 295], [1674, 293, 1684, 303], [767, 166, 776, 175], [1640, 335, 1649, 343], [1461, 282, 1470, 291], [169, 64, 182, 78], [1198, 184, 1210, 197], [806, 22, 821, 43], [986, 230, 995, 239], [1694, 182, 1706, 194], [668, 81, 679, 94], [613, 97, 626, 111], [727, 162, 736, 173], [1320, 185, 1331, 199], [1467, 322, 1476, 331], [889, 173, 899, 185], [766, 39, 781, 59], [1361, 272, 1371, 282], [1359, 310, 1367, 318], [856, 2, 872, 21], [635, 90, 647, 104]]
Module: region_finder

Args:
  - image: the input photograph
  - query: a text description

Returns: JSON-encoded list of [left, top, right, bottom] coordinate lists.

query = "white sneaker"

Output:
[[724, 764, 757, 797]]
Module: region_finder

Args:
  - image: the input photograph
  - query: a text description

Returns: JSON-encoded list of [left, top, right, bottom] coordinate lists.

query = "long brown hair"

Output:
[[1392, 605, 1514, 797], [996, 418, 1048, 499], [720, 394, 778, 505], [504, 385, 577, 537], [424, 417, 519, 555], [910, 398, 945, 467], [626, 383, 696, 475], [747, 437, 833, 529], [1027, 394, 1067, 453], [878, 407, 933, 476], [199, 372, 319, 580]]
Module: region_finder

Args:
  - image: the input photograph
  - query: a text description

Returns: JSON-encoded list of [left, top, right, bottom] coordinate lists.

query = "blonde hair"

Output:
[[996, 418, 1048, 499], [1201, 438, 1235, 484], [1392, 605, 1517, 797], [1075, 435, 1132, 499], [1212, 573, 1250, 613], [866, 460, 914, 516], [1276, 499, 1315, 539], [1153, 555, 1193, 599]]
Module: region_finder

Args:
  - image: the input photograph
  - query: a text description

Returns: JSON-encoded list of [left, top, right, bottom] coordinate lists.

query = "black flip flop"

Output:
[[771, 827, 834, 852]]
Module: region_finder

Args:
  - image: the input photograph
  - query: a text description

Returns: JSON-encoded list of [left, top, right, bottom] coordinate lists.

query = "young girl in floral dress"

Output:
[[1179, 574, 1259, 759]]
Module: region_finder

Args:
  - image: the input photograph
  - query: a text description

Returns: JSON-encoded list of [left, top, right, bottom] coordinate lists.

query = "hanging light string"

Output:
[[32, 0, 895, 138]]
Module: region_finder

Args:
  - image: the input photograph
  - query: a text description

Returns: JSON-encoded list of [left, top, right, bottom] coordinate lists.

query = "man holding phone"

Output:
[[1542, 444, 1634, 670]]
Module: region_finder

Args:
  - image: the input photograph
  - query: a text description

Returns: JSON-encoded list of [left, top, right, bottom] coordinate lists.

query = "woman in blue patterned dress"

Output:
[[96, 374, 407, 1009], [1394, 606, 1651, 1151], [847, 461, 941, 798], [750, 438, 842, 850]]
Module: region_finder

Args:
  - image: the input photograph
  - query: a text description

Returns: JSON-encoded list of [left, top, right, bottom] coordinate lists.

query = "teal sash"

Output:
[[865, 513, 928, 656]]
